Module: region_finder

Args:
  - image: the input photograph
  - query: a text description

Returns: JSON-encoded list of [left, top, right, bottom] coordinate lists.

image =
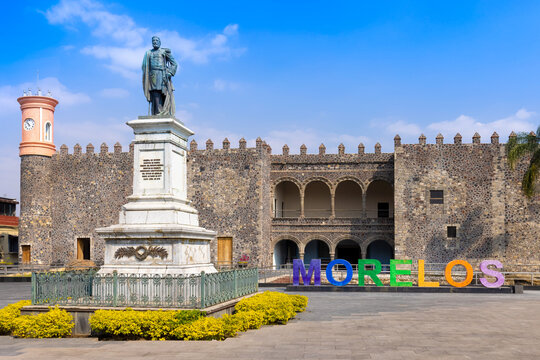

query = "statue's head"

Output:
[[152, 36, 161, 50]]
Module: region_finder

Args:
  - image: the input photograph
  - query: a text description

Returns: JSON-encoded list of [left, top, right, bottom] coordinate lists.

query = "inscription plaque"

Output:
[[141, 158, 163, 181]]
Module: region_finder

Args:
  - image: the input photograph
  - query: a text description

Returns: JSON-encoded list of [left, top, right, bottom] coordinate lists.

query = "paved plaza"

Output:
[[1, 283, 540, 359]]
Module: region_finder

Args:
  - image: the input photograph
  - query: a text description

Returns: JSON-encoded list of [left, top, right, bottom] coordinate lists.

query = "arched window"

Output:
[[365, 180, 393, 218], [274, 181, 301, 218], [44, 122, 52, 142], [304, 181, 331, 217]]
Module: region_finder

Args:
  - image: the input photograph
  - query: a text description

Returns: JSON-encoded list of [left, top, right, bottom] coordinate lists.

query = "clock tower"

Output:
[[18, 91, 59, 265], [18, 93, 59, 157]]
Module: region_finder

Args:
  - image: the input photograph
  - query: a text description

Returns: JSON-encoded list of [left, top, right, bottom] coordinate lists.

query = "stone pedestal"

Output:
[[96, 116, 216, 275]]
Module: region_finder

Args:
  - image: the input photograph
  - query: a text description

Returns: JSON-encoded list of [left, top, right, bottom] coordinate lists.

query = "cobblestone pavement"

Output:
[[1, 284, 540, 359]]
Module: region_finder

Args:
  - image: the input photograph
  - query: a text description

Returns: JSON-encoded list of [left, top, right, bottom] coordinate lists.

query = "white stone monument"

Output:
[[96, 116, 217, 275]]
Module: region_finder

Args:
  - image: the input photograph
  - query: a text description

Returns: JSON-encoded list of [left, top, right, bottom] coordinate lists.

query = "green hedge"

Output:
[[89, 291, 309, 341]]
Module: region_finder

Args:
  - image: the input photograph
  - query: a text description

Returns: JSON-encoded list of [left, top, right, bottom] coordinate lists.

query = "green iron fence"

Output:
[[31, 268, 258, 308]]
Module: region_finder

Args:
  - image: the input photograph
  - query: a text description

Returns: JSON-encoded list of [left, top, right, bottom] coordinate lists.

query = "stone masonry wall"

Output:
[[187, 140, 272, 267], [19, 156, 54, 265], [20, 144, 133, 266], [394, 135, 540, 268], [49, 145, 133, 265], [269, 146, 395, 257]]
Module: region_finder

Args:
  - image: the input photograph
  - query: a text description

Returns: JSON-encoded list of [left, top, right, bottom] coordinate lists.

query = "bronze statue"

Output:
[[142, 36, 178, 116]]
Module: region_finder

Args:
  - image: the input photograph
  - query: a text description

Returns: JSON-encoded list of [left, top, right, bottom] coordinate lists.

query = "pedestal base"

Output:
[[96, 223, 217, 275]]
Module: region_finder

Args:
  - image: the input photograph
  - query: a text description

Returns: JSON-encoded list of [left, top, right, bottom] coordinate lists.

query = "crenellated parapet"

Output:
[[403, 132, 507, 147], [55, 142, 135, 156]]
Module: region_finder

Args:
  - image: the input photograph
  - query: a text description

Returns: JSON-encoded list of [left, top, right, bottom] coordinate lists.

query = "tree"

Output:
[[507, 126, 540, 198]]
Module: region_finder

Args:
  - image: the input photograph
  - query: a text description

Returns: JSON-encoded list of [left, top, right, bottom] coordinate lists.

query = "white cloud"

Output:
[[427, 108, 536, 140], [99, 88, 130, 98], [45, 1, 244, 78], [213, 79, 240, 92], [55, 119, 132, 148], [372, 109, 537, 144], [45, 0, 146, 47], [223, 24, 239, 36], [264, 129, 372, 154], [0, 77, 90, 113], [0, 147, 20, 205]]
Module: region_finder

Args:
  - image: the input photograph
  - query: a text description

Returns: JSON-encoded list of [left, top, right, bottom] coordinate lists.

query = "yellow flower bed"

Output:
[[0, 300, 74, 338], [89, 309, 205, 340], [12, 306, 74, 338], [0, 300, 31, 335], [88, 291, 309, 341]]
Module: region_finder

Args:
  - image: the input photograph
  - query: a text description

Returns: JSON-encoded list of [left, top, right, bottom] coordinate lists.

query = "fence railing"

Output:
[[1, 264, 65, 275], [31, 268, 258, 308]]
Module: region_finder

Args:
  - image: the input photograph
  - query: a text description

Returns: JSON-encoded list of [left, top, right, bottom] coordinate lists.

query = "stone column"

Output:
[[331, 193, 336, 218], [300, 193, 305, 218], [362, 192, 367, 217]]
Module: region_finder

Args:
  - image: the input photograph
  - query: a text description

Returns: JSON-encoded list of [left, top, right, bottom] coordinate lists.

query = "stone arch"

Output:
[[271, 235, 303, 252], [273, 176, 302, 191], [335, 177, 364, 218], [272, 236, 301, 267], [303, 178, 332, 217], [303, 237, 332, 265], [365, 238, 394, 268], [365, 179, 394, 218], [302, 177, 333, 194], [333, 235, 362, 265], [365, 176, 394, 189], [335, 176, 365, 193], [273, 178, 302, 218], [304, 235, 332, 251]]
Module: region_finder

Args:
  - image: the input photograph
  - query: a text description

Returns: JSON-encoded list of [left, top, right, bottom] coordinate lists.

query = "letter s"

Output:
[[480, 260, 505, 288]]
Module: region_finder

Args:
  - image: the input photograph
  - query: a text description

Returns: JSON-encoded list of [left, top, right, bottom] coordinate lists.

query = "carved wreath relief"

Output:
[[114, 245, 168, 261]]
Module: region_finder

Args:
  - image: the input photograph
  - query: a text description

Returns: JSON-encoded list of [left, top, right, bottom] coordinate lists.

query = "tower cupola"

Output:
[[18, 92, 59, 157]]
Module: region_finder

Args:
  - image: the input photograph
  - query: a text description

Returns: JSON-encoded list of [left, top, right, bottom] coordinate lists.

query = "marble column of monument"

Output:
[[96, 116, 217, 275]]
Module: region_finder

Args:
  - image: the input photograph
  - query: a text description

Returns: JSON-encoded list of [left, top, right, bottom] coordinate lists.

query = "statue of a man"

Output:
[[142, 36, 178, 116]]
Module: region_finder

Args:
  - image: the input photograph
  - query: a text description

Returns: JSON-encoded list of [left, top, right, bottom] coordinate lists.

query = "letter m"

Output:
[[293, 259, 321, 286]]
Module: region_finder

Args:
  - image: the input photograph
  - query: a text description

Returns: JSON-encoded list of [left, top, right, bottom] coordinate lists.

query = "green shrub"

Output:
[[0, 300, 31, 335], [235, 291, 298, 324], [11, 306, 74, 338]]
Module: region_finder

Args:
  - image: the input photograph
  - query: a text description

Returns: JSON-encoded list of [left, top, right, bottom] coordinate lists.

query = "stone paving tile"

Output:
[[2, 286, 540, 359]]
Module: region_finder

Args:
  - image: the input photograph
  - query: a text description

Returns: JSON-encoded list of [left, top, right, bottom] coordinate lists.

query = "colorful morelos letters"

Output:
[[292, 259, 505, 288]]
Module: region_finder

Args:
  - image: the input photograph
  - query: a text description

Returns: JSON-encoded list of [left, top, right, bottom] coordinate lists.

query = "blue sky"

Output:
[[2, 0, 540, 201]]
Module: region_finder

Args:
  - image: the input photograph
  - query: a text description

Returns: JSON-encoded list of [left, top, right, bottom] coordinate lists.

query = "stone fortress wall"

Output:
[[19, 131, 540, 269], [395, 132, 540, 269], [20, 143, 133, 266]]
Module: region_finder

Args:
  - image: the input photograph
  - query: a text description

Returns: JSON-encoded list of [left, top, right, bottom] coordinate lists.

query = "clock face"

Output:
[[23, 118, 35, 131]]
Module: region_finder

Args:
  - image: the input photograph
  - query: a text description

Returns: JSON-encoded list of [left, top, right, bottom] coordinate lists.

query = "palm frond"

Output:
[[522, 151, 540, 198], [507, 130, 539, 170]]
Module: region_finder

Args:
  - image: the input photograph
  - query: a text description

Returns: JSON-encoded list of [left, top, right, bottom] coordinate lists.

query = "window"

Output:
[[0, 203, 15, 216], [8, 235, 18, 253], [377, 202, 389, 218], [447, 226, 457, 238], [44, 122, 52, 141], [430, 190, 444, 204], [77, 238, 91, 260]]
